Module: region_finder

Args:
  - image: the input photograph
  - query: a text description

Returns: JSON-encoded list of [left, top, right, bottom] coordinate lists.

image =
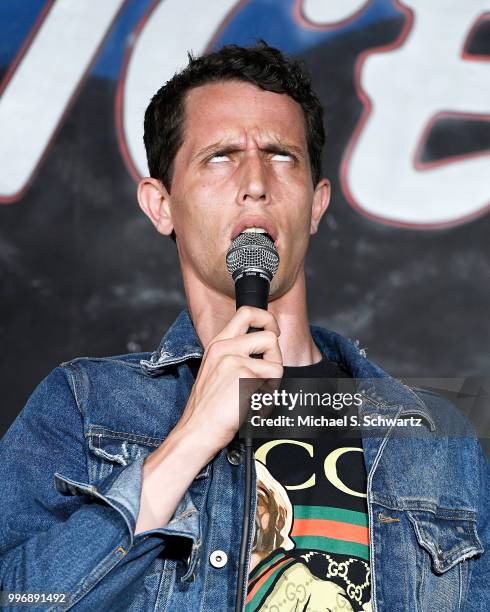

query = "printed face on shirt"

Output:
[[150, 80, 330, 301]]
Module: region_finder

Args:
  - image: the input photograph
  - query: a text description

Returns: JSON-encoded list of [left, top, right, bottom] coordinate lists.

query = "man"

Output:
[[0, 43, 488, 611]]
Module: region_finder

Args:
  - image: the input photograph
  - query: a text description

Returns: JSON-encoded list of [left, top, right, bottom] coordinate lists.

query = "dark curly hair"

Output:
[[143, 42, 325, 241]]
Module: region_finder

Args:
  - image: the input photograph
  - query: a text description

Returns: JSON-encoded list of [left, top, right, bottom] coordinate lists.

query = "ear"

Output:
[[137, 177, 174, 235], [310, 178, 331, 235]]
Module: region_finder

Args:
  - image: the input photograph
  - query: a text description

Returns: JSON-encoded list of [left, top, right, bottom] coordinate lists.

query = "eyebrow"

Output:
[[193, 140, 304, 161]]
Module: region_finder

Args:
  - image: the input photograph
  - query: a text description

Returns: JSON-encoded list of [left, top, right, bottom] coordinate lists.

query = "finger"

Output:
[[212, 330, 282, 364], [214, 306, 280, 342]]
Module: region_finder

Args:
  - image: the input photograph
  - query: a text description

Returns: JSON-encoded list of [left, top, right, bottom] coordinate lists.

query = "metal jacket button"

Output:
[[210, 550, 228, 568], [227, 448, 242, 465]]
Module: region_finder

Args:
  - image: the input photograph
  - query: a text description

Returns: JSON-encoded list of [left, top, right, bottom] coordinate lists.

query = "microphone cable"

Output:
[[226, 231, 279, 612]]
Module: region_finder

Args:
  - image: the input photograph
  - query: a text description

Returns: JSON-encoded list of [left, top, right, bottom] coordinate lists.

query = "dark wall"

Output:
[[1, 0, 489, 441]]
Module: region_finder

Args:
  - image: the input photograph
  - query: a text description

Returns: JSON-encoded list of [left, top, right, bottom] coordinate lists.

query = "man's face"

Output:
[[162, 80, 329, 301]]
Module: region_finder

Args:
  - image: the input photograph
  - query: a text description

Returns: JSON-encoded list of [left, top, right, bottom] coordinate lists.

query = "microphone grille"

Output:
[[226, 232, 280, 281]]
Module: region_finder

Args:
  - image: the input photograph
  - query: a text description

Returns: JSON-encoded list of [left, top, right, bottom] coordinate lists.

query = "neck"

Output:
[[183, 267, 322, 367]]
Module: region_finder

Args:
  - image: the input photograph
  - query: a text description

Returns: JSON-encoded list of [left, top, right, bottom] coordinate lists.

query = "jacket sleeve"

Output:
[[0, 365, 198, 611], [465, 440, 490, 611]]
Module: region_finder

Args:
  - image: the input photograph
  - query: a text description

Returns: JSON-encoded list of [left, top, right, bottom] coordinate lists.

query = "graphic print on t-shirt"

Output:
[[246, 357, 371, 612]]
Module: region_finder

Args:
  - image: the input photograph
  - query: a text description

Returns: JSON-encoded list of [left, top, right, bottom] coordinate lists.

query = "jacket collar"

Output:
[[310, 324, 432, 423], [140, 308, 431, 421], [140, 309, 204, 373]]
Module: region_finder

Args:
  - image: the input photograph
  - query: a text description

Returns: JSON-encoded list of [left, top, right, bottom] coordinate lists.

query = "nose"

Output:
[[236, 152, 270, 206]]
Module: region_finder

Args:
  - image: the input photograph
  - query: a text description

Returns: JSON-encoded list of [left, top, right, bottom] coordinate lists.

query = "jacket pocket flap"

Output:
[[87, 428, 160, 466], [407, 510, 484, 573], [86, 426, 210, 479]]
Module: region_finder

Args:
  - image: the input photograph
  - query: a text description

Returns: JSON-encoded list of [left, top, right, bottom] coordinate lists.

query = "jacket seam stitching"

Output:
[[62, 364, 83, 416], [86, 428, 163, 446], [58, 362, 91, 494], [376, 500, 478, 518]]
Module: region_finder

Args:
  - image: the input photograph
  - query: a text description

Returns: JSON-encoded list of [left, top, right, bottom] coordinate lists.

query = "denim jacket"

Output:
[[0, 309, 488, 611]]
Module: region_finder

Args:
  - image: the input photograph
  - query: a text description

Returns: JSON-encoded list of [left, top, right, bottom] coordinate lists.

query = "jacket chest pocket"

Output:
[[86, 427, 161, 483], [407, 509, 484, 610]]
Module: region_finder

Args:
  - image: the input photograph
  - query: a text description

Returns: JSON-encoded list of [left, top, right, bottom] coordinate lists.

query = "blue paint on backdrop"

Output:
[[0, 0, 45, 68], [212, 0, 400, 53], [0, 0, 153, 79], [0, 0, 401, 81], [92, 0, 154, 80]]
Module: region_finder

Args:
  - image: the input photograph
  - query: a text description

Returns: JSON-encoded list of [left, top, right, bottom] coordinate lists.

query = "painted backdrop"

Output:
[[1, 0, 489, 436]]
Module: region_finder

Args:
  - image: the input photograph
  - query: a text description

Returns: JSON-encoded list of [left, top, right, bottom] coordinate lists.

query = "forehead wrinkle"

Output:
[[191, 131, 246, 161], [246, 127, 305, 152], [192, 128, 305, 161]]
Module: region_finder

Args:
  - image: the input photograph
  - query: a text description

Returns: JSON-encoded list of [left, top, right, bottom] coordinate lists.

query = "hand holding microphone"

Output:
[[174, 229, 282, 455], [178, 305, 283, 454]]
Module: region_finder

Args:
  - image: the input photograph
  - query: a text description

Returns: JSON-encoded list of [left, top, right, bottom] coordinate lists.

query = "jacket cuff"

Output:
[[54, 456, 201, 552], [54, 455, 145, 548]]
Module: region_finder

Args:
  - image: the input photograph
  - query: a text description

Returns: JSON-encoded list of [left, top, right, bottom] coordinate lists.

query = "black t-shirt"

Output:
[[246, 356, 371, 612]]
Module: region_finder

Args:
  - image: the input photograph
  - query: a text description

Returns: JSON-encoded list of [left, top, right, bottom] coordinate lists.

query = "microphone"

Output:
[[226, 230, 279, 612], [226, 230, 280, 323]]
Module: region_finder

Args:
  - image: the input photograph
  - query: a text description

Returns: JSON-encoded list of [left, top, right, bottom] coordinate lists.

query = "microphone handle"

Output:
[[235, 272, 270, 357], [234, 271, 270, 311]]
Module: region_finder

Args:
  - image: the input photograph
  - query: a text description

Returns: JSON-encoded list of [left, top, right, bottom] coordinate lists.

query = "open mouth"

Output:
[[240, 228, 274, 242], [231, 220, 278, 243]]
